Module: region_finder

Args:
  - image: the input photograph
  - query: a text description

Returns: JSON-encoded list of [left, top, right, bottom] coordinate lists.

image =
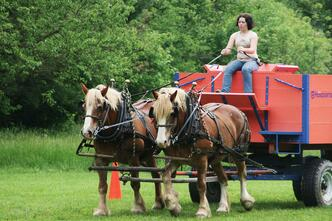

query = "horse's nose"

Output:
[[82, 128, 93, 140], [156, 139, 167, 148]]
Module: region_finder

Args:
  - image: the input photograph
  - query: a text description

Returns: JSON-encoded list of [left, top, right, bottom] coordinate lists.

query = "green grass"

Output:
[[0, 169, 331, 221], [0, 127, 91, 170], [0, 128, 331, 220]]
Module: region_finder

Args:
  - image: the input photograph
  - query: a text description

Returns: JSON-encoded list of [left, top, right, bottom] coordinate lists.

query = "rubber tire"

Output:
[[189, 182, 200, 203], [302, 159, 332, 206], [292, 179, 302, 201], [292, 156, 319, 202], [189, 181, 221, 203]]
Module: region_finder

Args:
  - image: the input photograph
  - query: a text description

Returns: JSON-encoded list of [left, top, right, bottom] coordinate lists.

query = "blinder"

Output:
[[171, 105, 179, 118], [148, 107, 155, 118], [103, 100, 108, 111]]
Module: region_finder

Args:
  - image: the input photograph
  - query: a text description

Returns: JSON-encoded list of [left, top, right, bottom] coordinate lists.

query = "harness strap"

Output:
[[94, 99, 131, 141], [205, 109, 224, 148], [132, 105, 157, 144], [171, 98, 199, 145]]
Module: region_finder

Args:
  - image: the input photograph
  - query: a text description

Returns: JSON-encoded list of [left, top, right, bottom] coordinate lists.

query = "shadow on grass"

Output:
[[110, 200, 306, 219], [179, 200, 305, 213], [250, 201, 304, 211]]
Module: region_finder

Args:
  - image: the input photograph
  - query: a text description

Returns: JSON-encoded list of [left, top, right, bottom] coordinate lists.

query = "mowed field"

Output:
[[0, 128, 331, 220], [1, 170, 332, 221]]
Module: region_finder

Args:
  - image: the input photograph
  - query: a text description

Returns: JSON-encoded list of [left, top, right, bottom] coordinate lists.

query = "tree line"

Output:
[[1, 0, 331, 127]]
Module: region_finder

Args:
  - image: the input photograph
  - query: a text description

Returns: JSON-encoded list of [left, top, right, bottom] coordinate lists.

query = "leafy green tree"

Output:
[[0, 0, 331, 127], [0, 0, 172, 127], [130, 0, 331, 73], [279, 0, 332, 37]]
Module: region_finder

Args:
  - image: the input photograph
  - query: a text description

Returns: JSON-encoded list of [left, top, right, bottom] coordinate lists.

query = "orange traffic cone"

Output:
[[108, 162, 122, 200]]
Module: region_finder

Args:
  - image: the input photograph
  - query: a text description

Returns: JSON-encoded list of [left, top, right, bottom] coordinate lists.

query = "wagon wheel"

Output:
[[189, 181, 221, 203], [302, 159, 332, 206], [292, 156, 319, 202], [189, 182, 200, 203], [292, 179, 302, 201], [188, 167, 221, 203]]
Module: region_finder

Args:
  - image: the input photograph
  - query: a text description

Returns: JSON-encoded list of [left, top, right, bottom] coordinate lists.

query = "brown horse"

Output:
[[81, 84, 164, 216], [150, 87, 255, 218]]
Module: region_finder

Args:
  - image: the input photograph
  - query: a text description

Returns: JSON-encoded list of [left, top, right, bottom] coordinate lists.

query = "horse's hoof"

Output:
[[131, 207, 146, 214], [216, 204, 230, 213], [196, 209, 211, 218], [240, 199, 255, 211], [152, 199, 165, 210], [131, 205, 146, 214], [93, 208, 110, 216], [169, 204, 182, 217]]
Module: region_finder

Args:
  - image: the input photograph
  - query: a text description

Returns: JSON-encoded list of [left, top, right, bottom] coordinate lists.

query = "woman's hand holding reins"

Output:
[[220, 48, 231, 55]]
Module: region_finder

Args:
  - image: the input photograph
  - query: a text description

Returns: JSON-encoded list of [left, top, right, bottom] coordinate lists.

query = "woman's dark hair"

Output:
[[236, 13, 254, 30]]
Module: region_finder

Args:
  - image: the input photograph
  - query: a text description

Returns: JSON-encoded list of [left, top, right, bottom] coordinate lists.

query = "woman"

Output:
[[220, 13, 259, 93]]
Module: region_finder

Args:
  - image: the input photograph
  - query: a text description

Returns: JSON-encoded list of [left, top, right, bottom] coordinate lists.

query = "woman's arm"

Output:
[[238, 32, 258, 54], [221, 33, 236, 55]]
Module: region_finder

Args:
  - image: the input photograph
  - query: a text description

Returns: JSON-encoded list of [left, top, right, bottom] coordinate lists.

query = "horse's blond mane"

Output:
[[95, 84, 121, 110], [154, 87, 187, 119]]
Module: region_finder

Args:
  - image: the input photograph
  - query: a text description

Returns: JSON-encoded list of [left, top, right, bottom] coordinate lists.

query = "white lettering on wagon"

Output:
[[311, 91, 332, 99]]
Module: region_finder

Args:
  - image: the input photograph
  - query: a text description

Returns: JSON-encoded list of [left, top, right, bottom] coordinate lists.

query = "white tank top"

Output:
[[235, 31, 258, 61]]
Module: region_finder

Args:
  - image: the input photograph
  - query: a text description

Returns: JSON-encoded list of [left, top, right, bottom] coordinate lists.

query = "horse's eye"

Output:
[[97, 105, 103, 112]]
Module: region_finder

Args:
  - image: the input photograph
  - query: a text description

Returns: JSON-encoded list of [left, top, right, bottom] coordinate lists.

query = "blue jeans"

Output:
[[221, 59, 259, 93]]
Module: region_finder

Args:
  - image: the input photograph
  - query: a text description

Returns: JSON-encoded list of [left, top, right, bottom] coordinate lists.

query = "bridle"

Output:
[[153, 104, 179, 129], [83, 100, 111, 128], [152, 94, 198, 145]]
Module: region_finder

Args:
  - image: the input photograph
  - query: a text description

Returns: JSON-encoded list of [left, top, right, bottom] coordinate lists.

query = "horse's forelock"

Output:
[[154, 88, 187, 119], [158, 88, 187, 111], [95, 85, 121, 111], [154, 93, 172, 120], [85, 89, 102, 108]]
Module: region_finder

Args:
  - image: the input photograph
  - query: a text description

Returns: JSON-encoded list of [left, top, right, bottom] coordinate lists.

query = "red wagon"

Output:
[[175, 63, 332, 206]]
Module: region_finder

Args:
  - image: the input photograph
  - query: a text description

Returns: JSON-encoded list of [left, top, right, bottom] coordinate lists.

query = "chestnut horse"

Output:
[[149, 87, 255, 218], [81, 84, 164, 216]]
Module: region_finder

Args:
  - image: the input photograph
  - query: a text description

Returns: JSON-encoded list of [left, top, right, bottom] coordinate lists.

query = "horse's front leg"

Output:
[[211, 161, 230, 213], [235, 160, 255, 211], [93, 157, 110, 216], [162, 161, 181, 216], [146, 155, 165, 210], [195, 155, 211, 218], [130, 156, 146, 213]]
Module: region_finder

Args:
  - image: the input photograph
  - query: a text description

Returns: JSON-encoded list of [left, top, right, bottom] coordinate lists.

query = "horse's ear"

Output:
[[170, 90, 178, 102], [148, 107, 154, 118], [101, 86, 108, 97], [81, 83, 89, 95], [152, 90, 159, 99]]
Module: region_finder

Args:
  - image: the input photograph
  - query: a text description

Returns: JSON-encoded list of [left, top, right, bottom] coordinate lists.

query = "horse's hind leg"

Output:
[[93, 158, 110, 216], [195, 155, 212, 218], [163, 161, 181, 216], [130, 157, 146, 213], [235, 160, 255, 211], [211, 161, 230, 213], [146, 156, 165, 210]]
